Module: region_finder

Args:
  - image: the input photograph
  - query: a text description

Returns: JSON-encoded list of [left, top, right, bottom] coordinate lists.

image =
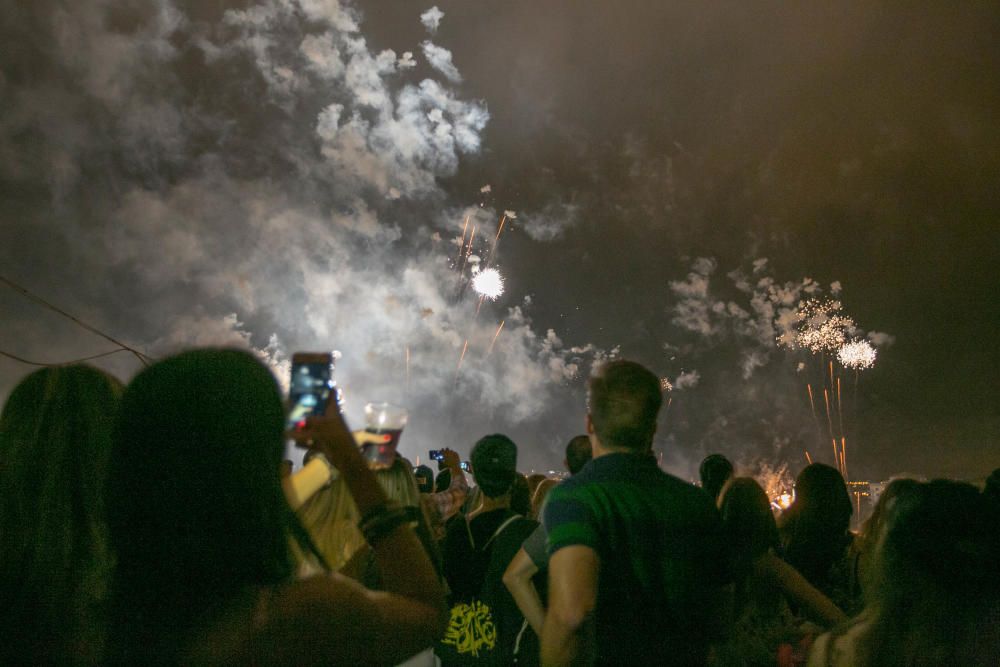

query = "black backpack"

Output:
[[437, 511, 537, 666]]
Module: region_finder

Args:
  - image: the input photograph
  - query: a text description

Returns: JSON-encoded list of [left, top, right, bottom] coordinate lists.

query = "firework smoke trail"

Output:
[[405, 346, 411, 394], [454, 339, 469, 384], [487, 319, 505, 356]]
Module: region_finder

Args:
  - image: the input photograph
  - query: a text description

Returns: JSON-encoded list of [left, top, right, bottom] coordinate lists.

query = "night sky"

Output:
[[2, 1, 998, 481]]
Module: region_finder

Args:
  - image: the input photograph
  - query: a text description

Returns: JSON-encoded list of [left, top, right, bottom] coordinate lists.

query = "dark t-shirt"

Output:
[[544, 453, 730, 666]]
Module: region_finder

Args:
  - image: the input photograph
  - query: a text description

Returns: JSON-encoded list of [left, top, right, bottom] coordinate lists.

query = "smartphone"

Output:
[[460, 461, 471, 472], [429, 449, 445, 461], [286, 352, 336, 432]]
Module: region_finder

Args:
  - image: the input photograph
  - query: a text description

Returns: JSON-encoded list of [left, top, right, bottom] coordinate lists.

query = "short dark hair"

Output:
[[565, 435, 593, 475], [471, 433, 518, 497], [587, 360, 662, 451]]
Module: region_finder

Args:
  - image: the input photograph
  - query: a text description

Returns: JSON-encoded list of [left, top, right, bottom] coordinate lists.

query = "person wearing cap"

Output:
[[437, 435, 538, 665]]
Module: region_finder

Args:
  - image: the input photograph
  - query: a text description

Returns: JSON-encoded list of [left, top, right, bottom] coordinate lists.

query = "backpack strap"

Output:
[[464, 512, 524, 551]]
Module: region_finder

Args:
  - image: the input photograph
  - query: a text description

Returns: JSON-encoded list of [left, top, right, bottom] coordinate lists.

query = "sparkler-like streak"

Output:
[[841, 436, 848, 481], [405, 345, 411, 392], [454, 339, 469, 383], [836, 376, 845, 443], [807, 383, 823, 445], [487, 320, 505, 356], [472, 268, 504, 300], [805, 451, 813, 465], [456, 215, 469, 265], [823, 388, 838, 465]]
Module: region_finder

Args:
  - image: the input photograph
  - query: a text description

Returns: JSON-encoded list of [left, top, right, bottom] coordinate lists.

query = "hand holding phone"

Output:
[[286, 353, 336, 432]]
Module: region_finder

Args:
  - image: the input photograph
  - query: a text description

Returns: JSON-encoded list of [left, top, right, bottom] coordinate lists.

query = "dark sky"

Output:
[[1, 1, 998, 481], [361, 0, 1000, 479]]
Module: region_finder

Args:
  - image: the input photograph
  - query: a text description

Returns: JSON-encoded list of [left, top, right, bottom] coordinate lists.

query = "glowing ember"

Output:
[[660, 377, 673, 392], [472, 267, 504, 300], [837, 339, 877, 370]]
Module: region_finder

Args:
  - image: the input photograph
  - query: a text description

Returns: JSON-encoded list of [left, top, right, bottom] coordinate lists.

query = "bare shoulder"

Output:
[[249, 575, 379, 665]]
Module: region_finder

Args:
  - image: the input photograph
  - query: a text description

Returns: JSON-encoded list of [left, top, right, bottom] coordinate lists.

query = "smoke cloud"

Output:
[[0, 0, 608, 469]]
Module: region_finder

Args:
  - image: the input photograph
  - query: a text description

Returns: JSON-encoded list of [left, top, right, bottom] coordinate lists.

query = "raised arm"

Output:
[[288, 408, 448, 661]]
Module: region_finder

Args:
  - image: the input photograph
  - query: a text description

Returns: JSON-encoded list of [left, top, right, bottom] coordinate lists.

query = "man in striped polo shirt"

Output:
[[541, 360, 731, 666]]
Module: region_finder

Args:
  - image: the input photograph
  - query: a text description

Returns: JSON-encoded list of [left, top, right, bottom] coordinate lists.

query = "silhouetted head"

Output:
[[0, 364, 122, 664], [859, 480, 1000, 663], [699, 454, 734, 502], [564, 434, 593, 475], [857, 477, 921, 553], [984, 468, 1000, 507], [786, 462, 853, 530], [587, 360, 662, 452], [106, 349, 320, 662], [413, 464, 434, 493], [718, 477, 779, 564], [510, 472, 531, 516], [470, 433, 518, 498]]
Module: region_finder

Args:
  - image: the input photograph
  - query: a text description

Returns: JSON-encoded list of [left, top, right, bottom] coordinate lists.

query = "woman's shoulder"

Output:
[[183, 577, 370, 666]]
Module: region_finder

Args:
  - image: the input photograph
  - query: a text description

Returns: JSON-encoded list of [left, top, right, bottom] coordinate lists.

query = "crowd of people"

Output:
[[1, 348, 998, 665]]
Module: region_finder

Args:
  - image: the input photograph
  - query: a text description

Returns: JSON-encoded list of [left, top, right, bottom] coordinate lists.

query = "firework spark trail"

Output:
[[487, 319, 505, 356], [828, 360, 834, 391], [456, 215, 469, 265], [841, 436, 848, 481], [805, 451, 813, 465], [459, 223, 477, 277], [807, 383, 823, 445], [836, 376, 845, 441], [495, 214, 507, 242], [486, 214, 507, 267], [453, 339, 469, 383], [823, 388, 839, 467]]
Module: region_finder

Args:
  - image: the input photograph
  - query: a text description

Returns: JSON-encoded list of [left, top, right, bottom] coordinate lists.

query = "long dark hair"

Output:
[[718, 477, 779, 612], [0, 364, 122, 664], [779, 463, 853, 586], [105, 349, 323, 664], [856, 480, 1000, 665]]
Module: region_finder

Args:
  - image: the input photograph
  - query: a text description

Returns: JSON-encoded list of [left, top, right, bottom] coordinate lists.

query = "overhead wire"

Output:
[[0, 275, 154, 367]]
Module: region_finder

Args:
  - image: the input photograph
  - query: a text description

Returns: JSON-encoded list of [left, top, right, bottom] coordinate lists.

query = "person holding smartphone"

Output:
[[105, 349, 447, 665]]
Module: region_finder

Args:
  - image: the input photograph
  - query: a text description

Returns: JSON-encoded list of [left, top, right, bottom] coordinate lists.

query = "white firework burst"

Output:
[[837, 339, 877, 370], [660, 377, 673, 392], [472, 267, 504, 300]]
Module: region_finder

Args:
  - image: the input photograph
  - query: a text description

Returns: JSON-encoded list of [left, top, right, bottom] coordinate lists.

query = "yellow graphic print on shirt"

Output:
[[442, 600, 497, 657]]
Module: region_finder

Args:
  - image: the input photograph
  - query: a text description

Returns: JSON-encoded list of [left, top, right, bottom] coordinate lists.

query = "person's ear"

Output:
[[585, 414, 595, 435]]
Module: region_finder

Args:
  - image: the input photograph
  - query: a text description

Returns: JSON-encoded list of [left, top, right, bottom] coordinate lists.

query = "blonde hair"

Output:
[[298, 457, 429, 571]]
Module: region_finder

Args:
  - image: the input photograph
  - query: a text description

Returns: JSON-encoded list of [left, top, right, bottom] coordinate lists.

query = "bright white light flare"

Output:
[[472, 268, 504, 300]]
